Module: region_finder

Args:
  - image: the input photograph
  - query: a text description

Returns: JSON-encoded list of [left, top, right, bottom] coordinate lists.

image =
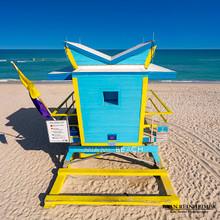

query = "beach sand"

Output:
[[0, 82, 219, 220]]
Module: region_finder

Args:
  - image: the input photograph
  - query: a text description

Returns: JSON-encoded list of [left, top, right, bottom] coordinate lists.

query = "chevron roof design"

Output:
[[65, 41, 153, 65]]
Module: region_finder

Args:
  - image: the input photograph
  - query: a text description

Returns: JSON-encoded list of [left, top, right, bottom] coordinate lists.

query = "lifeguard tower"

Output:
[[43, 40, 180, 208]]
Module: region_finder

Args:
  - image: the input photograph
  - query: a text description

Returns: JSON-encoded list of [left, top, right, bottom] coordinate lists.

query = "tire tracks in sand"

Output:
[[168, 123, 220, 181]]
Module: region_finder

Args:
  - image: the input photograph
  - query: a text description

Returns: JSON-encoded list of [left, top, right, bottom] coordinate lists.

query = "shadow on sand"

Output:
[[6, 107, 168, 207], [6, 107, 68, 206]]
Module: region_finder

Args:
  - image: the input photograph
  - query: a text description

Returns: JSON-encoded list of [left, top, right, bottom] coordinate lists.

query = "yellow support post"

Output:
[[64, 47, 78, 69], [144, 46, 157, 69], [44, 166, 180, 208], [45, 195, 180, 206], [72, 77, 85, 144], [58, 168, 168, 176], [139, 77, 148, 143]]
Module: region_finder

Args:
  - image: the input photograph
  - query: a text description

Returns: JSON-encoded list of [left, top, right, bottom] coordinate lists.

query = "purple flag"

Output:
[[30, 96, 51, 120]]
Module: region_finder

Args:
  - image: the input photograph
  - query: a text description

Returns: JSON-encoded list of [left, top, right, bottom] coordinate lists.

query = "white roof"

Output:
[[67, 41, 111, 60], [72, 64, 175, 73], [48, 64, 176, 80], [66, 41, 152, 64]]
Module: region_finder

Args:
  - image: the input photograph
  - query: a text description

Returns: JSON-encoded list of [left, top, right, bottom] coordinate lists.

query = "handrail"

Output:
[[52, 91, 74, 116], [147, 98, 167, 123], [147, 89, 172, 113], [144, 89, 173, 128], [143, 124, 157, 128], [51, 113, 77, 117], [60, 102, 75, 120]]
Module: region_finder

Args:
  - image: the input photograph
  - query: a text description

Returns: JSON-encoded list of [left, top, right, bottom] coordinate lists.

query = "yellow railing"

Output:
[[51, 91, 76, 118], [144, 89, 173, 127]]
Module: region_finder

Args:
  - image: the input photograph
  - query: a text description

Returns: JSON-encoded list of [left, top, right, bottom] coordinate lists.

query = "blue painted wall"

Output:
[[112, 49, 150, 65], [75, 74, 143, 143], [70, 49, 150, 65], [71, 49, 106, 65], [117, 49, 150, 65]]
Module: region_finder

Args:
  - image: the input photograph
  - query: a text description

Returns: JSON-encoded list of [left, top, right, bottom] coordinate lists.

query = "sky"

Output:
[[0, 0, 220, 49]]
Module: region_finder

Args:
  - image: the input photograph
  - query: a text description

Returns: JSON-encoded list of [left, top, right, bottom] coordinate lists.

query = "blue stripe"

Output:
[[68, 145, 158, 153]]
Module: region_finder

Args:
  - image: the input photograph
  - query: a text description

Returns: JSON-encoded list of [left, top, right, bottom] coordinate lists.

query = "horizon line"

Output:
[[0, 48, 220, 50]]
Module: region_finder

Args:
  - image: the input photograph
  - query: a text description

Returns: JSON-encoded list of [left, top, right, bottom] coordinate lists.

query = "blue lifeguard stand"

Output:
[[44, 41, 180, 208]]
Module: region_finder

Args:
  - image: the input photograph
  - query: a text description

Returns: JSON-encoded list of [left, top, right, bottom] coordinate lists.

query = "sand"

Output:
[[0, 82, 219, 220]]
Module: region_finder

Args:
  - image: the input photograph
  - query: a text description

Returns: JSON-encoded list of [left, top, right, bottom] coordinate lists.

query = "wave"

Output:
[[0, 79, 20, 82], [198, 59, 220, 61], [16, 58, 47, 63], [17, 60, 31, 63], [0, 59, 7, 62]]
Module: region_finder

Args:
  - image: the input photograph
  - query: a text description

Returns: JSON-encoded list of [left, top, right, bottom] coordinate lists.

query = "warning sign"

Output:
[[46, 120, 70, 143], [156, 124, 168, 142]]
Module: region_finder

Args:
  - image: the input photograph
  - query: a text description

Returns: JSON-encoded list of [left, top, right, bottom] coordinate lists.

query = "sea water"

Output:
[[0, 49, 220, 82]]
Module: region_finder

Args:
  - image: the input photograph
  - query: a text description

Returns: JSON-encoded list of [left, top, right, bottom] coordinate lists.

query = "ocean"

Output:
[[0, 49, 220, 82]]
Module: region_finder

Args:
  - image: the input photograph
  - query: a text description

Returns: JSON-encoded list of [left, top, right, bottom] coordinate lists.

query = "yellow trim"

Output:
[[44, 167, 180, 208], [49, 174, 66, 195], [144, 124, 158, 128], [148, 89, 172, 113], [145, 112, 172, 116], [58, 168, 168, 176], [144, 45, 157, 69], [161, 175, 176, 196], [72, 78, 85, 144], [64, 47, 78, 69], [51, 113, 77, 117], [138, 77, 148, 144], [72, 77, 148, 147], [144, 89, 173, 124], [45, 195, 179, 207], [52, 91, 74, 116], [79, 153, 101, 159], [158, 154, 164, 168]]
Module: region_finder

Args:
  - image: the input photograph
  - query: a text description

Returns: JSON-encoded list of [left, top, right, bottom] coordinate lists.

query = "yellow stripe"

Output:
[[51, 113, 77, 117], [45, 196, 179, 206], [148, 89, 172, 113], [45, 167, 179, 207], [58, 168, 168, 176], [144, 45, 157, 69], [144, 124, 158, 128], [72, 78, 85, 144], [161, 175, 176, 196], [45, 195, 179, 203], [138, 77, 148, 143], [65, 47, 78, 69], [49, 174, 66, 195]]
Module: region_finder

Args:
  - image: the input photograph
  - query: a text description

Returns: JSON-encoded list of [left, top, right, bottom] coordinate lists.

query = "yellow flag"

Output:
[[64, 47, 78, 69], [144, 45, 157, 69], [10, 61, 41, 99]]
